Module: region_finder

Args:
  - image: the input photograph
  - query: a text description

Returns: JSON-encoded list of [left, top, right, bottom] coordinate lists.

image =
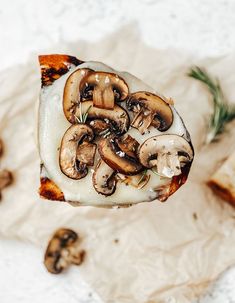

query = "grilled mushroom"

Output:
[[59, 124, 96, 179], [73, 100, 130, 136], [80, 72, 129, 109], [0, 170, 13, 201], [127, 91, 173, 134], [98, 135, 143, 175], [44, 228, 85, 274], [63, 68, 93, 123], [92, 159, 116, 195], [138, 134, 193, 178], [116, 134, 139, 159]]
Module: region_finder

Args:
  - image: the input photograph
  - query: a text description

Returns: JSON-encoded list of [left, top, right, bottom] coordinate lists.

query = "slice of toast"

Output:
[[208, 153, 235, 206], [38, 54, 194, 207]]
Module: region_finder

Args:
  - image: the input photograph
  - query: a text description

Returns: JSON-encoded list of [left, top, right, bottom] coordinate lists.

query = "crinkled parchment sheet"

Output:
[[0, 27, 235, 303]]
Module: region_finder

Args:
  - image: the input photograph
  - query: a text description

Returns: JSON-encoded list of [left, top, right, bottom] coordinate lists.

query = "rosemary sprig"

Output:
[[76, 103, 92, 123], [188, 66, 235, 143]]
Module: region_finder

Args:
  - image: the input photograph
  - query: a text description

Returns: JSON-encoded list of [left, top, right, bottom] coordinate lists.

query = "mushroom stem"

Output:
[[155, 153, 181, 178], [93, 85, 115, 109], [131, 111, 155, 134], [60, 246, 85, 266], [138, 134, 194, 178], [76, 142, 96, 166]]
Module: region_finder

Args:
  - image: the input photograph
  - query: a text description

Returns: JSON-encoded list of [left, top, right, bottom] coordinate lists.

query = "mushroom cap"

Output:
[[98, 137, 143, 175], [92, 159, 116, 196], [116, 134, 139, 159], [138, 134, 194, 178], [44, 228, 78, 274], [88, 119, 109, 136], [59, 124, 95, 179], [80, 71, 129, 110], [127, 91, 173, 133], [63, 68, 93, 123], [74, 100, 130, 136]]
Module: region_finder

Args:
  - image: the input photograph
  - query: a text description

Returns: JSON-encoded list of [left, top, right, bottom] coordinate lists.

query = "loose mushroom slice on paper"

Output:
[[80, 71, 129, 109], [59, 124, 96, 179], [138, 134, 194, 178], [92, 159, 116, 195], [127, 92, 173, 134], [44, 228, 85, 274]]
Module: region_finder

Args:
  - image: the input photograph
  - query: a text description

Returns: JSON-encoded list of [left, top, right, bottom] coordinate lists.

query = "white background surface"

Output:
[[0, 0, 235, 302]]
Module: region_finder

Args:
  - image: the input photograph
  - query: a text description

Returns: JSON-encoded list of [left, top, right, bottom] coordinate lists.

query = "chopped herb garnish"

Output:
[[76, 102, 92, 123], [137, 169, 148, 185]]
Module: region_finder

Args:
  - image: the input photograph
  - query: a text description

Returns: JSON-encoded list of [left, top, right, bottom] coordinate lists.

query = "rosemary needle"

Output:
[[137, 170, 148, 185], [188, 66, 235, 143], [77, 103, 92, 123]]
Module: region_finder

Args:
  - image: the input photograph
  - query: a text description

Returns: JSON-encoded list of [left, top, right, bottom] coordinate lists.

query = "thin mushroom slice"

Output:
[[98, 136, 143, 175], [0, 138, 3, 157], [116, 134, 139, 159], [0, 170, 13, 201], [88, 119, 109, 136], [131, 110, 155, 134], [63, 68, 93, 123], [80, 72, 129, 110], [92, 159, 116, 196], [44, 228, 85, 274], [138, 134, 193, 178], [74, 100, 130, 136], [59, 124, 95, 179], [76, 141, 96, 166], [127, 91, 173, 134]]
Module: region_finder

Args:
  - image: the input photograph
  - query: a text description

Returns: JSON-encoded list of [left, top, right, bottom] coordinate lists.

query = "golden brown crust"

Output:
[[168, 164, 191, 198], [39, 177, 65, 201], [207, 180, 235, 207], [39, 54, 83, 87]]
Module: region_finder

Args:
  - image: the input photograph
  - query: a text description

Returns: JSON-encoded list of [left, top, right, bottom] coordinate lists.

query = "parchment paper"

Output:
[[0, 27, 235, 303]]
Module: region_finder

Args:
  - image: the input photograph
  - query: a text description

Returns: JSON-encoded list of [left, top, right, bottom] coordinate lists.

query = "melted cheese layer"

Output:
[[39, 62, 188, 206]]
